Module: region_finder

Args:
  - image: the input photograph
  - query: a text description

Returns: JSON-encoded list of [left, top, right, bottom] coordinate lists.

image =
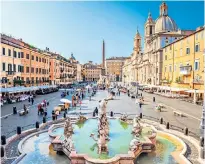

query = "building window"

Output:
[[2, 47, 5, 55], [39, 58, 41, 62], [195, 44, 200, 52], [164, 66, 167, 72], [26, 67, 29, 73], [8, 49, 11, 56], [201, 31, 204, 39], [165, 55, 167, 60], [39, 68, 41, 74], [36, 56, 38, 61], [170, 45, 172, 50], [169, 65, 172, 72], [26, 77, 29, 82], [36, 68, 38, 74], [8, 64, 12, 72], [31, 67, 34, 73], [13, 51, 17, 58], [32, 55, 34, 60], [18, 52, 21, 58], [21, 52, 24, 58], [26, 54, 29, 59], [186, 48, 190, 54], [13, 64, 16, 72], [18, 65, 21, 72], [21, 66, 24, 73], [2, 63, 6, 71], [194, 60, 199, 71], [149, 26, 152, 35]]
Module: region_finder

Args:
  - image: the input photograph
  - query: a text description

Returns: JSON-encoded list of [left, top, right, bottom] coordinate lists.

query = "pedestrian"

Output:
[[28, 96, 30, 103], [52, 110, 56, 120], [31, 98, 34, 105], [153, 97, 155, 102], [23, 104, 28, 114], [95, 107, 98, 115], [44, 108, 47, 117]]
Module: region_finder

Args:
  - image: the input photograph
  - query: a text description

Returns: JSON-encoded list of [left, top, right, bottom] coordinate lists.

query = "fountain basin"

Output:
[[16, 118, 188, 164], [48, 118, 161, 164]]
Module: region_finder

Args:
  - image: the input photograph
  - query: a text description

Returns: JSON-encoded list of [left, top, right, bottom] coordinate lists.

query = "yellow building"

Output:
[[106, 57, 127, 82], [162, 26, 204, 92]]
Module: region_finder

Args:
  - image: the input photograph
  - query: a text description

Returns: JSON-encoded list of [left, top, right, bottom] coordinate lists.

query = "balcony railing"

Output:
[[180, 66, 192, 75], [193, 79, 204, 84]]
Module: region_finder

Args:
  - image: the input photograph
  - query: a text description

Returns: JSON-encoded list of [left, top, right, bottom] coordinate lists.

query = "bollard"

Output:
[[43, 117, 46, 123], [44, 111, 47, 117], [140, 113, 142, 118], [200, 137, 204, 147], [13, 106, 17, 114], [64, 112, 66, 118], [166, 122, 169, 129], [184, 127, 189, 136], [93, 112, 95, 117], [47, 102, 49, 106], [36, 122, 39, 129], [153, 97, 155, 102], [110, 111, 114, 117], [200, 147, 205, 159], [17, 126, 21, 135], [141, 93, 142, 97], [1, 135, 6, 145], [1, 146, 4, 157], [160, 117, 163, 124]]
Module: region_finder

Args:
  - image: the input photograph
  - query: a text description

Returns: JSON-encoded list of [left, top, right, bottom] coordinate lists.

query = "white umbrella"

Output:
[[86, 85, 92, 89], [60, 99, 72, 103]]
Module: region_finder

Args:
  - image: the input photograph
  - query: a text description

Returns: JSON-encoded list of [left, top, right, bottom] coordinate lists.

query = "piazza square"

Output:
[[0, 1, 205, 164]]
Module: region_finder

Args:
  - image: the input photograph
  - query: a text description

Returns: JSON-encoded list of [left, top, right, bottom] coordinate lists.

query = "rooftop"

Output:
[[106, 56, 128, 60]]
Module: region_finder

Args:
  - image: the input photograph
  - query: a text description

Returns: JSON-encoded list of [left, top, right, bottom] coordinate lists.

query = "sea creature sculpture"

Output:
[[132, 116, 142, 135]]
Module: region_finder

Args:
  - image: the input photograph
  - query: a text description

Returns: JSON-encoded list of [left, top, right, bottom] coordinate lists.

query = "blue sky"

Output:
[[1, 1, 204, 64]]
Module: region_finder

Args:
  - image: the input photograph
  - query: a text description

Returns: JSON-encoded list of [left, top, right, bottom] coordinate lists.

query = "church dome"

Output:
[[155, 2, 178, 33], [155, 15, 177, 33]]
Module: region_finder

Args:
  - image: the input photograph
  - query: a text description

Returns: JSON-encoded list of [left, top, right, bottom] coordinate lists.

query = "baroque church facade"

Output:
[[124, 2, 194, 86]]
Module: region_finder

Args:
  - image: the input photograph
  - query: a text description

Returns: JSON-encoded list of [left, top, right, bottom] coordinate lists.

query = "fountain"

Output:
[[49, 98, 157, 164], [5, 97, 201, 164]]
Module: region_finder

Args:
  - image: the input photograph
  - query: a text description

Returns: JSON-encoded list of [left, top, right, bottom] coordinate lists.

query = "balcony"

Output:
[[180, 66, 192, 75], [193, 79, 204, 84]]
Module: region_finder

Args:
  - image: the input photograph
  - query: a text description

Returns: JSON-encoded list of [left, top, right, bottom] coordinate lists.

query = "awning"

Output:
[[185, 90, 204, 93]]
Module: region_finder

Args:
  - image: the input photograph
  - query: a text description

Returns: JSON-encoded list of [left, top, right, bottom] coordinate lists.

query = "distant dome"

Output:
[[155, 16, 177, 33]]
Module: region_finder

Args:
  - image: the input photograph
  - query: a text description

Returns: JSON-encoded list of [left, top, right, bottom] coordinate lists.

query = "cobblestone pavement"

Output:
[[1, 89, 201, 138]]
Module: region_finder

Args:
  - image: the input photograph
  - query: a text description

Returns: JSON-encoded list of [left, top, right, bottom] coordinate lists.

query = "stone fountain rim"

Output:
[[15, 117, 200, 164], [47, 117, 190, 163], [18, 129, 48, 155]]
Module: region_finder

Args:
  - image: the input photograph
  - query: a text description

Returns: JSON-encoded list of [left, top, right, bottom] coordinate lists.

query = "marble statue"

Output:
[[63, 117, 74, 152], [77, 114, 87, 123], [129, 135, 142, 151], [64, 117, 73, 138], [132, 116, 142, 135], [90, 99, 109, 154], [120, 114, 128, 122]]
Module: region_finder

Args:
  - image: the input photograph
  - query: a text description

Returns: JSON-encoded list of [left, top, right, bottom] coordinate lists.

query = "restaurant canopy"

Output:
[[0, 85, 57, 93]]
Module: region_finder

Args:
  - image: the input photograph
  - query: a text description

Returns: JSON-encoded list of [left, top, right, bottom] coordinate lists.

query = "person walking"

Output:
[[28, 96, 30, 103], [31, 98, 34, 105]]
